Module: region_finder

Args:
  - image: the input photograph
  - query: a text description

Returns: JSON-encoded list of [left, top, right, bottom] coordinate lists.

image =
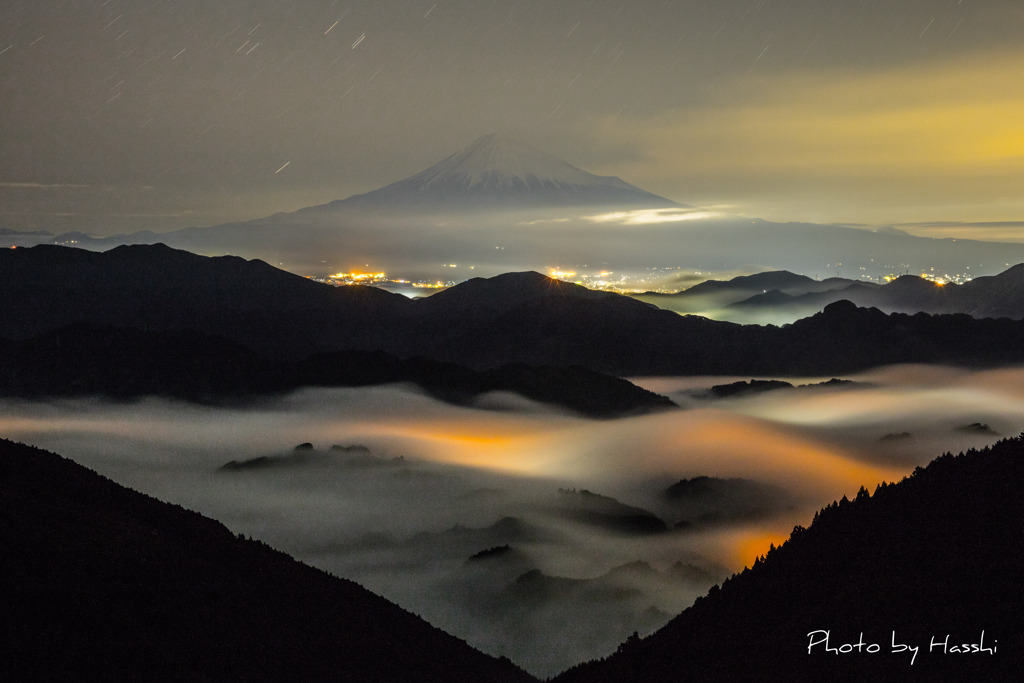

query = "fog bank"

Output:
[[3, 366, 1019, 676]]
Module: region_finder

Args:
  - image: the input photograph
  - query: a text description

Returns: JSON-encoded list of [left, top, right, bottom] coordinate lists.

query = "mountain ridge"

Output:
[[9, 245, 1024, 376], [640, 264, 1024, 322], [335, 134, 678, 209], [555, 436, 1024, 681], [0, 438, 535, 682], [0, 322, 675, 418]]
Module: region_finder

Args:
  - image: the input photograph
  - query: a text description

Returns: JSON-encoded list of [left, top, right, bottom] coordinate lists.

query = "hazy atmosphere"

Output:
[[3, 0, 1024, 236], [4, 2, 1024, 679], [5, 365, 1021, 675]]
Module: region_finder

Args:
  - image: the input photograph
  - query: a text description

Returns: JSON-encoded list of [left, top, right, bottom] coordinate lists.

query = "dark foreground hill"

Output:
[[0, 439, 535, 682], [555, 436, 1024, 682]]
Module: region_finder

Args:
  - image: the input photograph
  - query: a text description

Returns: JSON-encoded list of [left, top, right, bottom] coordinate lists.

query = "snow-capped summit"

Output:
[[340, 134, 678, 209]]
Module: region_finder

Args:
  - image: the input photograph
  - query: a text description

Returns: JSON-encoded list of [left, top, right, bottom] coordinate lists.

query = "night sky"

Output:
[[2, 1, 1023, 239]]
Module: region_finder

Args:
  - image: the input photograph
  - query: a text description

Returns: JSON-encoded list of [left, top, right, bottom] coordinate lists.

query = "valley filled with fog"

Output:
[[4, 364, 1021, 677]]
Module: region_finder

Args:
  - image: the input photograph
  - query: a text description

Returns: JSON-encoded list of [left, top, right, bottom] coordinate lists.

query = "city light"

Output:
[[311, 272, 388, 286]]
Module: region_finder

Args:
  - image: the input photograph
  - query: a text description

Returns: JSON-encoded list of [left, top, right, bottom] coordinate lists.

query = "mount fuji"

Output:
[[331, 134, 677, 209], [47, 135, 684, 275], [46, 135, 1024, 284]]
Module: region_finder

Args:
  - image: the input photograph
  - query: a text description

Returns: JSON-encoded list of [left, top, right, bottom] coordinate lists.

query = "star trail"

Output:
[[1, 1, 1022, 237]]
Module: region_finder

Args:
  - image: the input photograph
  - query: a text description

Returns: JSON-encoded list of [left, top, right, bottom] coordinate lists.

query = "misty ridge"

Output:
[[555, 434, 1024, 682], [6, 359, 1024, 677], [5, 383, 1022, 679], [636, 263, 1024, 324], [0, 437, 534, 683]]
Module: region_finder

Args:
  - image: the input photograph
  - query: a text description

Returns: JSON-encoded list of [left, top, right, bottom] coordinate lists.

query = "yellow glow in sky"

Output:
[[598, 48, 1024, 232]]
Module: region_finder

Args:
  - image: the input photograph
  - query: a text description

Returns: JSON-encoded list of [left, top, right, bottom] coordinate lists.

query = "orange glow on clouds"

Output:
[[734, 529, 796, 570]]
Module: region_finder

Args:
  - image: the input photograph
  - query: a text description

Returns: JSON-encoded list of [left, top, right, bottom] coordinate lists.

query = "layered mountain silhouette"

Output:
[[643, 264, 1024, 322], [555, 436, 1024, 682], [7, 244, 1024, 380], [0, 438, 534, 682], [730, 264, 1024, 320], [0, 323, 674, 418], [637, 270, 861, 317]]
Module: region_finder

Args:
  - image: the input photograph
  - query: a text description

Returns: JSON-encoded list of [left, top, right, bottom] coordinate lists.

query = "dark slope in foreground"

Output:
[[0, 323, 673, 417], [555, 436, 1024, 682], [0, 439, 535, 683]]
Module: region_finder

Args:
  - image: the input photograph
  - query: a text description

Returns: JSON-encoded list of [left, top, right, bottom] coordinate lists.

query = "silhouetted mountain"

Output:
[[0, 227, 53, 247], [0, 243, 404, 358], [398, 517, 548, 564], [218, 443, 391, 472], [555, 436, 1024, 682], [637, 270, 862, 316], [684, 271, 821, 296], [413, 291, 1024, 375], [774, 300, 1024, 374], [730, 263, 1024, 320], [508, 561, 688, 606], [0, 439, 535, 682], [663, 476, 795, 529], [502, 559, 723, 679], [334, 134, 677, 209], [698, 378, 861, 400], [407, 279, 748, 374], [0, 323, 674, 418], [706, 379, 794, 398], [467, 544, 517, 563], [8, 245, 1024, 378], [554, 489, 667, 535], [413, 270, 629, 320], [957, 422, 1000, 436]]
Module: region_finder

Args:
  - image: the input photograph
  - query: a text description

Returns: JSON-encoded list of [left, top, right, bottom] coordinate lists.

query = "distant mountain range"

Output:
[[555, 435, 1024, 681], [0, 438, 535, 682], [640, 265, 1024, 322], [30, 134, 679, 277], [7, 244, 1024, 382], [22, 135, 1024, 282]]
